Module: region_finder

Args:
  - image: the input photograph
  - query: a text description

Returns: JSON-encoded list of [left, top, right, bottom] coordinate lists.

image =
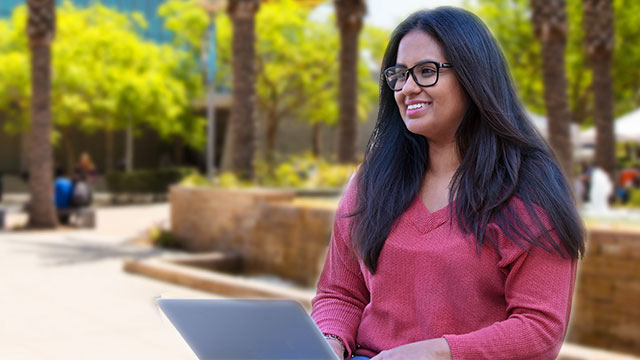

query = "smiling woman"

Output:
[[311, 6, 585, 360]]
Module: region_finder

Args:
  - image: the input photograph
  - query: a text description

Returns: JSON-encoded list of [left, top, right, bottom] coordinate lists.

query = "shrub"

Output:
[[256, 153, 355, 189], [148, 225, 182, 249], [179, 172, 212, 187], [628, 188, 640, 208], [106, 167, 197, 193]]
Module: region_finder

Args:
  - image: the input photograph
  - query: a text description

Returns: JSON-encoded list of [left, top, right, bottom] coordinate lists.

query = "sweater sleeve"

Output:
[[443, 229, 577, 360], [311, 182, 370, 358]]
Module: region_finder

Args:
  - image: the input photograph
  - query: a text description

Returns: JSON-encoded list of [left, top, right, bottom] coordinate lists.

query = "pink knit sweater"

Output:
[[311, 181, 577, 359]]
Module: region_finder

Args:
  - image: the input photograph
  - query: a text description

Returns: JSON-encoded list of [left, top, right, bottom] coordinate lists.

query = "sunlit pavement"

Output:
[[0, 204, 219, 360]]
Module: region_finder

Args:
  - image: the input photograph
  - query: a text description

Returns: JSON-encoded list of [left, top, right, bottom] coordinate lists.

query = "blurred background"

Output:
[[0, 0, 638, 359]]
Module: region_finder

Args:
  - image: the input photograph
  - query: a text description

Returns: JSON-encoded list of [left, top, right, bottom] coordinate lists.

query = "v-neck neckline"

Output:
[[406, 193, 453, 234]]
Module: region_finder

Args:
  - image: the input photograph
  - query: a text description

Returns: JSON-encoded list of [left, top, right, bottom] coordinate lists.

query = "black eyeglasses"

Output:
[[383, 60, 452, 91]]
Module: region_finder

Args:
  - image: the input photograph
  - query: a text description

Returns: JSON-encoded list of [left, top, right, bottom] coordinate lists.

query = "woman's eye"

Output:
[[390, 71, 406, 80], [420, 67, 436, 76]]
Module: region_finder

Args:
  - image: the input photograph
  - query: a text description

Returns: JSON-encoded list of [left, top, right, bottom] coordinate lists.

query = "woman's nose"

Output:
[[401, 73, 421, 96]]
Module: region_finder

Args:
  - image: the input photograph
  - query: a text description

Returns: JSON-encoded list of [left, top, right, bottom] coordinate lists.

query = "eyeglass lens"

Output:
[[386, 62, 439, 90]]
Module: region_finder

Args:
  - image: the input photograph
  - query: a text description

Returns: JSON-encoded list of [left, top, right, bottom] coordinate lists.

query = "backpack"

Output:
[[72, 181, 93, 207]]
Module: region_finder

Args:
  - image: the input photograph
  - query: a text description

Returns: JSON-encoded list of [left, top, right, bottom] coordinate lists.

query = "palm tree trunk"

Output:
[[583, 0, 616, 181], [27, 0, 57, 228], [335, 0, 365, 164], [20, 130, 30, 175], [531, 0, 574, 179], [227, 0, 259, 180]]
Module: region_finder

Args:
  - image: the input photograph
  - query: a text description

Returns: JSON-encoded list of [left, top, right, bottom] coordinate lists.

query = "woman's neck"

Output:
[[427, 140, 460, 176]]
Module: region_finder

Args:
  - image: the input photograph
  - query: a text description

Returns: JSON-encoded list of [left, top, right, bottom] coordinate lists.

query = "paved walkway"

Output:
[[0, 204, 219, 360]]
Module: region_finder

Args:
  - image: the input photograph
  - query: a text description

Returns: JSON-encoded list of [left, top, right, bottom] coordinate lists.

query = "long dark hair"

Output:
[[350, 7, 585, 274]]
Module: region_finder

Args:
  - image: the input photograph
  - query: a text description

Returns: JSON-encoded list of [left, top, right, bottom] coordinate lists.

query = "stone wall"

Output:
[[568, 226, 640, 356], [246, 202, 334, 286], [170, 186, 333, 286]]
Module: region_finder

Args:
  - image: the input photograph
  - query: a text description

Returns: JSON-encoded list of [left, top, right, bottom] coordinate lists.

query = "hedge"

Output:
[[105, 167, 197, 194]]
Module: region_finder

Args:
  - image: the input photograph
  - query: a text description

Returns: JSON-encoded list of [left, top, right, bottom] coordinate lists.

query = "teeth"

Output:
[[408, 103, 427, 110]]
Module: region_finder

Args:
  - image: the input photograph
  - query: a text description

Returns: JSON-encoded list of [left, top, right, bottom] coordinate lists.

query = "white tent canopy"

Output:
[[580, 108, 640, 145], [527, 112, 591, 160], [527, 112, 580, 145]]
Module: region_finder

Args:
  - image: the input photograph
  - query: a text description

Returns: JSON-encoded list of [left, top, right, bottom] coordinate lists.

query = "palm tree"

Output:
[[335, 0, 365, 164], [583, 0, 616, 181], [27, 0, 57, 228], [227, 0, 260, 180], [530, 0, 574, 179]]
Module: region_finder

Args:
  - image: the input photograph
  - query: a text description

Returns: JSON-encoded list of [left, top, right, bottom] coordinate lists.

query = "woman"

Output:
[[311, 7, 584, 360], [73, 152, 98, 183]]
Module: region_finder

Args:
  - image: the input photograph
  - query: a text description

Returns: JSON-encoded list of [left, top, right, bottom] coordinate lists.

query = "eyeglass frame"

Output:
[[383, 60, 453, 91]]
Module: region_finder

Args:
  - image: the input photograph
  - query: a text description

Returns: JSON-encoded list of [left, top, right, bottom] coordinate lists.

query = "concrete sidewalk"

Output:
[[0, 204, 219, 360]]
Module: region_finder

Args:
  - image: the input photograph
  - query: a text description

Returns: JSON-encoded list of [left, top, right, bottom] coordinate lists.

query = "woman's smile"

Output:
[[405, 100, 432, 117]]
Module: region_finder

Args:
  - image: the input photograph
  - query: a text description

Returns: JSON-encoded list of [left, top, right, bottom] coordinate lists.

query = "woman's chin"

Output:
[[404, 119, 429, 137]]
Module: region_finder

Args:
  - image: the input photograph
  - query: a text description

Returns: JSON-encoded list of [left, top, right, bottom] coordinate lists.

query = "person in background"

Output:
[[73, 152, 98, 183], [312, 7, 584, 360], [71, 152, 96, 208], [618, 167, 639, 204], [53, 167, 73, 224]]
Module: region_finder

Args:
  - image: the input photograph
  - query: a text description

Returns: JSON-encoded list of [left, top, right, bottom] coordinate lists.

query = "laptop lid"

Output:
[[157, 298, 340, 360]]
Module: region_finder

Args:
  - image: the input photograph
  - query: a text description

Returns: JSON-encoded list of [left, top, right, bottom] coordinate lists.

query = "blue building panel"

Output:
[[0, 0, 172, 43]]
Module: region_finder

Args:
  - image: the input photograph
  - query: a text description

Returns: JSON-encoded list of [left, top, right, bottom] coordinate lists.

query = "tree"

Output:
[[26, 0, 57, 228], [0, 3, 204, 173], [252, 0, 378, 167], [530, 0, 574, 178], [159, 0, 384, 172], [227, 0, 260, 180], [583, 0, 616, 180], [474, 0, 640, 135], [335, 0, 366, 164]]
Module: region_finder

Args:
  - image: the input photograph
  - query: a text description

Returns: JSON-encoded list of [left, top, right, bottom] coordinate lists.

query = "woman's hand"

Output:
[[326, 338, 346, 360], [371, 338, 452, 360]]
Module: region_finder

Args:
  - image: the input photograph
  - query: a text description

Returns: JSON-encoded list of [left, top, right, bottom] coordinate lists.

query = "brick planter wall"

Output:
[[169, 186, 334, 286], [170, 186, 295, 252], [568, 226, 640, 356], [247, 202, 334, 286]]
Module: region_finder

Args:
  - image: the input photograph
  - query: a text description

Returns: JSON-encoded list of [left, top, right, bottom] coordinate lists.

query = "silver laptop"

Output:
[[156, 298, 341, 360]]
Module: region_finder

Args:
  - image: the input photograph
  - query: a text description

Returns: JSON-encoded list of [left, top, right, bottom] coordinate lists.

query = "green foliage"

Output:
[[256, 153, 356, 188], [627, 188, 640, 208], [0, 7, 30, 133], [613, 0, 640, 116], [148, 225, 182, 248], [178, 153, 355, 189], [158, 0, 387, 130], [157, 0, 232, 90], [106, 167, 197, 193], [179, 172, 213, 187], [471, 0, 640, 122], [617, 143, 640, 169], [0, 2, 205, 148], [216, 172, 252, 188]]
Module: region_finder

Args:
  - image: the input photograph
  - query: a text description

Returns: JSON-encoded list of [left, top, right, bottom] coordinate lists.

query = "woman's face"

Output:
[[393, 30, 468, 144]]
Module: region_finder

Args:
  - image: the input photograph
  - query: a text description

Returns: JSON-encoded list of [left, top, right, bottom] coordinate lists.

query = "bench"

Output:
[[0, 205, 21, 230], [57, 207, 96, 228]]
